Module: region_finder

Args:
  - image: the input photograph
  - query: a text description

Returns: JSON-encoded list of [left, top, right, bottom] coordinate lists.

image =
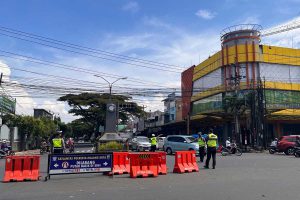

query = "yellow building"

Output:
[[190, 25, 300, 146]]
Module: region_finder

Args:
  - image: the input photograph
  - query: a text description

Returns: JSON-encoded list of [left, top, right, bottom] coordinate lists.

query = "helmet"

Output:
[[152, 134, 155, 137]]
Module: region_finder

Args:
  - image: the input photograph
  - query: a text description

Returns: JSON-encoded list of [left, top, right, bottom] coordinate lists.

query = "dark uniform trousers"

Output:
[[205, 147, 216, 168], [199, 146, 205, 162]]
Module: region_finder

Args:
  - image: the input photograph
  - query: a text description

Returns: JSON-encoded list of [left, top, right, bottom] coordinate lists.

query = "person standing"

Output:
[[198, 132, 206, 162], [52, 132, 65, 154], [150, 134, 157, 152], [204, 129, 218, 169]]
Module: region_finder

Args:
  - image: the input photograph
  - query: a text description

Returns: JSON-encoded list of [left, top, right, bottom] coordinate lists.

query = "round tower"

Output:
[[221, 24, 262, 47]]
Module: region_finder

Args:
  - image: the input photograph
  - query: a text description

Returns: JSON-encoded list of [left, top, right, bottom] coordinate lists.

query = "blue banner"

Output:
[[48, 153, 112, 175]]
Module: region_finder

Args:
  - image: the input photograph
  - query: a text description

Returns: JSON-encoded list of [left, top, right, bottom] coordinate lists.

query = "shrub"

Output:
[[98, 141, 123, 151]]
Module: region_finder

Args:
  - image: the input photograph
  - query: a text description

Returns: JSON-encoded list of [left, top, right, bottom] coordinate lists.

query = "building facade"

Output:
[[33, 109, 53, 120], [163, 92, 181, 124], [185, 25, 300, 146]]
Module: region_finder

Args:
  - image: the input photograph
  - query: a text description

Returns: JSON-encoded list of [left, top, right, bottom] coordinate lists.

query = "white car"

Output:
[[157, 137, 166, 150], [131, 136, 151, 151]]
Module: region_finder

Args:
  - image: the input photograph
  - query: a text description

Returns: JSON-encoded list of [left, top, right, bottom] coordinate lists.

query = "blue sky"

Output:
[[0, 0, 300, 122]]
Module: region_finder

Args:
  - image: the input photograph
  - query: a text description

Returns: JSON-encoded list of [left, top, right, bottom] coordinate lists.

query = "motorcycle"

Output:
[[221, 143, 242, 156], [0, 147, 15, 158], [294, 146, 300, 158], [268, 139, 279, 154], [40, 142, 50, 154], [68, 145, 75, 153]]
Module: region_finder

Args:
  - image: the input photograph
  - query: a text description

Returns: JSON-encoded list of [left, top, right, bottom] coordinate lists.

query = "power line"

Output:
[[0, 50, 176, 87], [0, 26, 184, 70], [0, 30, 182, 73]]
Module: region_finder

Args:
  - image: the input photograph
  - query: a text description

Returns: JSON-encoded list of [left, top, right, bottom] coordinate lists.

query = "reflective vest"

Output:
[[207, 133, 218, 148], [198, 137, 206, 147], [52, 138, 63, 148], [151, 137, 157, 145]]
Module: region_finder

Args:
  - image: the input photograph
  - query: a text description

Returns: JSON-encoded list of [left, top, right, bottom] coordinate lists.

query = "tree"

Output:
[[2, 114, 58, 149], [58, 93, 143, 138]]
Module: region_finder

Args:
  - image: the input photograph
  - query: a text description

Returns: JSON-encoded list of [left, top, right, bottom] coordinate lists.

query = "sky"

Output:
[[0, 0, 300, 122]]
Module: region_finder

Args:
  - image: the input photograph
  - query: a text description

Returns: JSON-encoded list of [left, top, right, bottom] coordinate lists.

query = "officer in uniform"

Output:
[[198, 132, 206, 162], [150, 134, 157, 152], [204, 129, 218, 169], [52, 132, 64, 154]]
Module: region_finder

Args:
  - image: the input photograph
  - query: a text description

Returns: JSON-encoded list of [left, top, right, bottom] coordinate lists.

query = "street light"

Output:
[[94, 75, 127, 133], [94, 75, 127, 102]]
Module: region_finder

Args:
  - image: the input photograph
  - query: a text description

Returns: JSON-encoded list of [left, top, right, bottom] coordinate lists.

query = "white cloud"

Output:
[[0, 59, 77, 122], [0, 60, 35, 116], [262, 16, 300, 48], [122, 1, 139, 13], [242, 16, 260, 24], [195, 9, 216, 20]]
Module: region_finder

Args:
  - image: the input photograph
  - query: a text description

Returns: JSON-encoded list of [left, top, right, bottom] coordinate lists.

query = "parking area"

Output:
[[0, 153, 299, 200]]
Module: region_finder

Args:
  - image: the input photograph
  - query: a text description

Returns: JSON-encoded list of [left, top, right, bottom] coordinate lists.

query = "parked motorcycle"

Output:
[[268, 139, 278, 154]]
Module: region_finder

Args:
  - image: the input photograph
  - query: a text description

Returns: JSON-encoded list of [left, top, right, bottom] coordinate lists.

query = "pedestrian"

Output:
[[52, 131, 65, 154], [198, 132, 206, 162], [204, 128, 218, 169], [150, 134, 157, 152]]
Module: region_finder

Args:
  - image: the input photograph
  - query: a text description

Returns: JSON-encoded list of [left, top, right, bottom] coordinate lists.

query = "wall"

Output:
[[192, 68, 222, 96], [181, 66, 194, 119]]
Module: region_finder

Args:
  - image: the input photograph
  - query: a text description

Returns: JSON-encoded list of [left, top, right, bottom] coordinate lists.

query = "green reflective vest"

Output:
[[198, 137, 206, 147], [151, 137, 157, 145], [207, 133, 218, 148], [52, 138, 63, 148]]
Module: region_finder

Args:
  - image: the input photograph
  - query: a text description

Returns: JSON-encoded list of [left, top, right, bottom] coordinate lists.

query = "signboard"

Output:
[[47, 153, 112, 178], [0, 95, 16, 114]]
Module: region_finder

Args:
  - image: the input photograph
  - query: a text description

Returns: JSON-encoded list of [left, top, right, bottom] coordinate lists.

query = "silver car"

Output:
[[163, 135, 199, 155], [131, 136, 151, 151]]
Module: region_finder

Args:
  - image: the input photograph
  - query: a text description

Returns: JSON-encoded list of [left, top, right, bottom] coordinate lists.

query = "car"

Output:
[[157, 137, 166, 150], [277, 135, 300, 155], [163, 135, 199, 155], [130, 136, 151, 151]]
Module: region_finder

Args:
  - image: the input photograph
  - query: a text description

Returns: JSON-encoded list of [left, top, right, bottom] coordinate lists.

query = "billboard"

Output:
[[0, 95, 16, 114]]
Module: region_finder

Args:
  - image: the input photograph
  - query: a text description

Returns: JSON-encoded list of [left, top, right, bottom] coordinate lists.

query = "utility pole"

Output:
[[226, 59, 244, 145], [186, 112, 190, 135]]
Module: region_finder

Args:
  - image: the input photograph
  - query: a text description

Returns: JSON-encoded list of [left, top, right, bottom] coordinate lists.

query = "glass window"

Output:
[[176, 137, 186, 143], [167, 137, 176, 142]]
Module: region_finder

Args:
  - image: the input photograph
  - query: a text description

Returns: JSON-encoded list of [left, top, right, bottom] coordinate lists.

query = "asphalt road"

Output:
[[0, 150, 299, 200]]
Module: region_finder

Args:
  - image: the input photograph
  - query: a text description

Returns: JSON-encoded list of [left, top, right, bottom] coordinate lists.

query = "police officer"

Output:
[[150, 134, 157, 152], [204, 129, 218, 169], [198, 132, 206, 162], [52, 132, 64, 154]]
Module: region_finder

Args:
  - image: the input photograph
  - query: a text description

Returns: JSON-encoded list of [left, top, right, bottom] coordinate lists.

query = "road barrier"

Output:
[[46, 153, 112, 181], [106, 152, 130, 175], [158, 152, 167, 175], [129, 152, 159, 178], [3, 155, 40, 182], [173, 151, 199, 173]]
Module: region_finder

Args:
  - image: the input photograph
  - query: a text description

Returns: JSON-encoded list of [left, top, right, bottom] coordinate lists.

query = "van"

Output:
[[163, 135, 199, 155]]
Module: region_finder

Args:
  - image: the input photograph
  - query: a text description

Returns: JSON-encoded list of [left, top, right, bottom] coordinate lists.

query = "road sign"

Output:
[[46, 153, 112, 180]]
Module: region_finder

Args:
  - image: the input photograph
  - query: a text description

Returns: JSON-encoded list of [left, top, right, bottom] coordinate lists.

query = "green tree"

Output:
[[58, 93, 143, 138], [2, 114, 58, 149]]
